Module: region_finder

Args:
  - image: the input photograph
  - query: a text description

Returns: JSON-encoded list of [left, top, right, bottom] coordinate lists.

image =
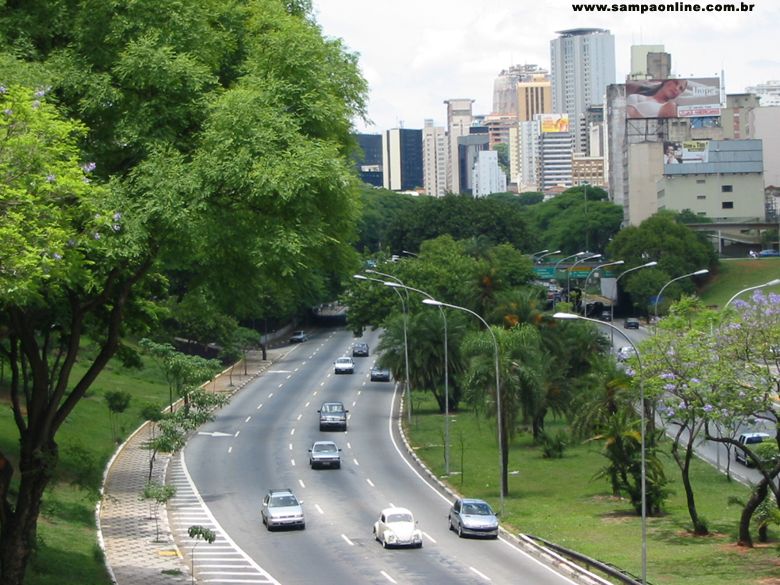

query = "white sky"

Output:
[[312, 0, 779, 132]]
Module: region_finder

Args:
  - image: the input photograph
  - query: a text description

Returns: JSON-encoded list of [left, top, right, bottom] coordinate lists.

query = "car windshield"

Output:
[[270, 495, 298, 507], [387, 513, 413, 523], [322, 404, 344, 413], [313, 443, 337, 452], [336, 358, 351, 364], [462, 502, 493, 515]]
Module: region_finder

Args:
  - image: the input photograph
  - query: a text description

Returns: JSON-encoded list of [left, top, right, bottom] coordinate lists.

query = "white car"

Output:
[[617, 346, 637, 362], [373, 507, 423, 548], [334, 356, 355, 374]]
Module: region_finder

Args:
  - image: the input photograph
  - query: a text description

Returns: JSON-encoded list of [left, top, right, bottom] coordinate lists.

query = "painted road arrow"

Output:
[[197, 431, 233, 437]]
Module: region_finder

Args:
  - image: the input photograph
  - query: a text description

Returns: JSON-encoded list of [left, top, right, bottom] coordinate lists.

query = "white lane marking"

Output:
[[470, 567, 492, 582], [298, 479, 305, 489], [320, 381, 325, 386], [366, 478, 375, 487], [305, 401, 310, 407], [315, 504, 324, 514], [313, 391, 318, 396], [380, 571, 397, 584], [290, 429, 295, 436], [302, 361, 306, 365], [423, 531, 436, 544], [245, 416, 251, 423], [291, 459, 296, 466], [257, 403, 263, 410], [353, 459, 360, 466], [352, 401, 357, 407], [234, 431, 240, 438], [295, 368, 299, 372], [347, 442, 352, 449], [341, 534, 355, 546], [289, 443, 293, 451], [385, 385, 581, 584], [297, 414, 302, 421], [389, 502, 395, 508], [228, 446, 233, 454], [286, 375, 292, 379], [278, 383, 283, 388], [358, 390, 362, 395], [268, 392, 274, 398]]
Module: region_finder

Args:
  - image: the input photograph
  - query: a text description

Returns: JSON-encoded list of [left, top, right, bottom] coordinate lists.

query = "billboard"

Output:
[[627, 77, 721, 119], [663, 140, 709, 165], [540, 113, 570, 133]]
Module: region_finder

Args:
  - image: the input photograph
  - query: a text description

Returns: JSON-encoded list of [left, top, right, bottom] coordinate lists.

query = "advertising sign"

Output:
[[627, 77, 721, 119], [540, 113, 570, 133], [663, 140, 709, 165]]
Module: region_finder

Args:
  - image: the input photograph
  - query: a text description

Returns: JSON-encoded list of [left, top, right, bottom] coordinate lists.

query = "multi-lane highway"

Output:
[[171, 327, 589, 585]]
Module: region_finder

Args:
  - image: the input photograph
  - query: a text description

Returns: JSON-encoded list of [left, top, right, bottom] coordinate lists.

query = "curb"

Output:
[[394, 395, 611, 585]]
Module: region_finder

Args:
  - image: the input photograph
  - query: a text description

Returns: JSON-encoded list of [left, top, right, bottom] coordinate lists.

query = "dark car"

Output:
[[318, 401, 348, 431], [370, 365, 391, 382], [599, 310, 612, 321], [289, 330, 308, 343], [352, 342, 369, 357], [624, 317, 640, 329]]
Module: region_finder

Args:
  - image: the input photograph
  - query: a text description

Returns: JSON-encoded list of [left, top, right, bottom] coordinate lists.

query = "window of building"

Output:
[[696, 179, 706, 184], [722, 185, 733, 192], [722, 201, 734, 209], [697, 195, 706, 200]]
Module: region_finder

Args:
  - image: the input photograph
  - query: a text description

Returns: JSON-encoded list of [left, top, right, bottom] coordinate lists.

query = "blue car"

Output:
[[758, 249, 780, 257]]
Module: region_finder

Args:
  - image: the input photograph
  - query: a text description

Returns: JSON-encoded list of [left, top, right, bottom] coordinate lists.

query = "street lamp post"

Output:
[[534, 249, 561, 264], [724, 278, 780, 307], [553, 252, 587, 309], [653, 269, 710, 320], [554, 312, 647, 585], [386, 282, 450, 476], [610, 261, 658, 345], [568, 253, 602, 310], [423, 298, 504, 515], [354, 274, 412, 423], [581, 260, 624, 316]]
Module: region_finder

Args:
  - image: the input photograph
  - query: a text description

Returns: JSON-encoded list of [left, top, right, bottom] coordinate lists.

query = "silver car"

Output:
[[448, 498, 499, 538], [261, 489, 305, 530], [334, 356, 355, 374], [308, 440, 341, 469]]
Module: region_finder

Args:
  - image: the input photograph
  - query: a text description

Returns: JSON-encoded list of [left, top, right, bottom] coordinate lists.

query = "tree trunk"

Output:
[[672, 425, 708, 535], [738, 481, 769, 547], [0, 442, 58, 585]]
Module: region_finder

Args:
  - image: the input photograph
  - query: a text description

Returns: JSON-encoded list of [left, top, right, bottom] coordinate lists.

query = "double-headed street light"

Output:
[[554, 312, 647, 585], [581, 260, 624, 316], [653, 269, 710, 320], [568, 253, 602, 308], [534, 249, 561, 264], [553, 252, 588, 309], [354, 274, 411, 422], [610, 261, 658, 344], [725, 278, 780, 308], [386, 282, 450, 476], [422, 298, 504, 515]]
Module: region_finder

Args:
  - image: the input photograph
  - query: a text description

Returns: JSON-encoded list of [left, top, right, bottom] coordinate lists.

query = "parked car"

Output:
[[624, 317, 640, 329], [289, 330, 308, 343], [735, 432, 771, 466], [599, 310, 612, 322], [261, 488, 305, 530], [352, 342, 369, 357], [370, 365, 391, 382], [373, 507, 423, 548], [448, 498, 499, 539], [318, 401, 348, 431], [334, 356, 355, 374], [308, 440, 341, 469], [758, 249, 780, 257]]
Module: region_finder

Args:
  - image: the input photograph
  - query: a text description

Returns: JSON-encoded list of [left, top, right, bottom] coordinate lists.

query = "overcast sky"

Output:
[[312, 0, 779, 133]]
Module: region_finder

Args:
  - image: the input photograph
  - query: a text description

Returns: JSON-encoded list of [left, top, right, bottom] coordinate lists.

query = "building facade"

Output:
[[422, 119, 448, 197], [473, 150, 507, 197], [382, 128, 423, 192], [445, 99, 475, 194], [550, 28, 616, 155], [355, 133, 383, 187]]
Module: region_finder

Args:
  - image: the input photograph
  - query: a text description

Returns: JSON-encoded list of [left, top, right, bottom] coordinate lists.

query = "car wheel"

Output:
[[417, 542, 423, 549], [382, 536, 388, 549], [448, 516, 454, 531], [457, 524, 464, 538], [335, 462, 341, 469], [319, 425, 324, 431], [300, 523, 306, 530]]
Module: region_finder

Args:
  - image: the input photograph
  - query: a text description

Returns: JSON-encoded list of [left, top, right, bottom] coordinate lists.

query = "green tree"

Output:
[[141, 482, 176, 543], [105, 390, 132, 445], [0, 2, 366, 582]]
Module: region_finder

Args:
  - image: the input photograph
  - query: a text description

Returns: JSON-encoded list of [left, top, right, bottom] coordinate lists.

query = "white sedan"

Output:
[[373, 507, 423, 548]]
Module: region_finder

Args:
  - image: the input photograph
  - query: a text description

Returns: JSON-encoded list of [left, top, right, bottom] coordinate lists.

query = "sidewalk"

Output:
[[99, 346, 285, 585]]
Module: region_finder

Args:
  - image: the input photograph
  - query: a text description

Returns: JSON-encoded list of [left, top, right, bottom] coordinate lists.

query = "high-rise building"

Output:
[[536, 114, 573, 193], [745, 80, 780, 106], [517, 73, 552, 122], [550, 28, 616, 155], [354, 133, 383, 187], [492, 64, 549, 117], [422, 119, 448, 197], [473, 150, 507, 197], [515, 119, 541, 192], [445, 99, 475, 194], [382, 128, 423, 192], [457, 133, 489, 195]]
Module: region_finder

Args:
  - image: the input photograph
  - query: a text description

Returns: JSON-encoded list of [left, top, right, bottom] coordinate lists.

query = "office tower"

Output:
[[537, 114, 573, 192], [354, 133, 383, 187], [550, 28, 616, 154], [516, 119, 541, 192], [492, 64, 548, 116], [745, 80, 780, 106], [517, 73, 552, 122], [629, 45, 670, 80], [422, 119, 448, 197], [473, 150, 507, 197], [382, 128, 423, 192], [445, 98, 475, 194], [457, 133, 489, 195]]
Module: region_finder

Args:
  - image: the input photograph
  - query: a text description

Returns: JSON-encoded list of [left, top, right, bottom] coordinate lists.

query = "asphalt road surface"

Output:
[[179, 328, 585, 585]]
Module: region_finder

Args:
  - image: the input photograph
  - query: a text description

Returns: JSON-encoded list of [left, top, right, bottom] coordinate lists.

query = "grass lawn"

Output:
[[700, 258, 780, 308], [406, 392, 780, 585], [0, 347, 171, 585]]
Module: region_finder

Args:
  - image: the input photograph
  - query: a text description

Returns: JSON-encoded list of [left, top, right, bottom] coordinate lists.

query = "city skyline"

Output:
[[312, 0, 779, 132]]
